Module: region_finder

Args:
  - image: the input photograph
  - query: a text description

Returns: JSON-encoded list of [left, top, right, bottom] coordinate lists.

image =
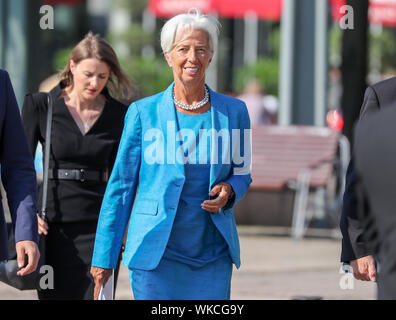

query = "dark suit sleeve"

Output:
[[340, 86, 379, 262], [0, 71, 38, 244], [355, 166, 379, 258], [340, 159, 373, 261], [359, 86, 380, 118]]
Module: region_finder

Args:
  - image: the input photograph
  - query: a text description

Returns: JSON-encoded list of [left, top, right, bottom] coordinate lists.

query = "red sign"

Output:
[[42, 0, 82, 5], [215, 0, 282, 20], [326, 110, 344, 131], [331, 0, 396, 26], [150, 0, 396, 25], [369, 0, 396, 26], [148, 0, 282, 20], [148, 0, 217, 17]]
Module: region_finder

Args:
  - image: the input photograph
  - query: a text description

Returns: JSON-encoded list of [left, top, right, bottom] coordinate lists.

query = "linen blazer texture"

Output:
[[92, 83, 252, 271], [354, 105, 396, 299], [340, 76, 396, 262], [0, 70, 38, 261]]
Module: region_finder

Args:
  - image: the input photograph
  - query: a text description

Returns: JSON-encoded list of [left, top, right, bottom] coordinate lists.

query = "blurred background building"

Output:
[[2, 0, 396, 126], [0, 0, 282, 107]]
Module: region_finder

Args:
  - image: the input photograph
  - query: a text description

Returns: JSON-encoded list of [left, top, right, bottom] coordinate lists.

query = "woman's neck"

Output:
[[64, 86, 101, 111], [173, 80, 206, 106]]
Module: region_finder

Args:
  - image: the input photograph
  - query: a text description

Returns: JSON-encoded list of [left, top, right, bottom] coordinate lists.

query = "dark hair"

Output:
[[60, 31, 134, 102]]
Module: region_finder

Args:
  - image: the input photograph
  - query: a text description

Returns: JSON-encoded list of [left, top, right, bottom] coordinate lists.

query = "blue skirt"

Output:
[[129, 254, 233, 300]]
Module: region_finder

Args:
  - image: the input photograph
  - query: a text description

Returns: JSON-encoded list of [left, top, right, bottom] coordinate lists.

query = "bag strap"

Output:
[[40, 93, 53, 222]]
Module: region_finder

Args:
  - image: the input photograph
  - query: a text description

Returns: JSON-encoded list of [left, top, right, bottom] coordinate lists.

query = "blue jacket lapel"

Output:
[[208, 86, 230, 191], [158, 82, 185, 177]]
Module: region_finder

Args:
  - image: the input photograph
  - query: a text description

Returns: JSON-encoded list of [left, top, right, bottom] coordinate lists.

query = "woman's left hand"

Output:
[[201, 182, 234, 213]]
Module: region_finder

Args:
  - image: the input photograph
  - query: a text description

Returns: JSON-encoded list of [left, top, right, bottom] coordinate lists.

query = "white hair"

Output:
[[160, 8, 220, 55]]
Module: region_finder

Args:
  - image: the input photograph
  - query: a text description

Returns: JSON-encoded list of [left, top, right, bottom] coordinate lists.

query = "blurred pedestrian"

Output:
[[39, 73, 60, 93], [0, 69, 39, 276], [327, 66, 342, 111], [237, 79, 278, 126], [21, 32, 133, 300], [90, 9, 252, 300], [354, 103, 396, 299]]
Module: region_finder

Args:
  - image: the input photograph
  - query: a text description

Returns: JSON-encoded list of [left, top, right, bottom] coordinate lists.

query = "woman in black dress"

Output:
[[21, 32, 134, 300]]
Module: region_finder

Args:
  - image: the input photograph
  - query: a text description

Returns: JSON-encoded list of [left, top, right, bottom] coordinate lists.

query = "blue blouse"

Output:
[[163, 109, 229, 267]]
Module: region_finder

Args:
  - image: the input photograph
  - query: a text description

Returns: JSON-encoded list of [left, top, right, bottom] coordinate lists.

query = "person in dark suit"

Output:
[[340, 76, 396, 282], [354, 103, 396, 299], [0, 69, 39, 276]]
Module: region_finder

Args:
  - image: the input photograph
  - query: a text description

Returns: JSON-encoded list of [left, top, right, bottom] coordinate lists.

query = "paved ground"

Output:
[[0, 226, 376, 300]]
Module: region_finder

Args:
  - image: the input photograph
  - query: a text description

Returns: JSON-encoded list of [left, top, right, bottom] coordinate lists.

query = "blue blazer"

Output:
[[92, 83, 252, 270], [0, 70, 38, 261]]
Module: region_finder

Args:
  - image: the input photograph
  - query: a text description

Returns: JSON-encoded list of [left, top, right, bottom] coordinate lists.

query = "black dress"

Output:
[[21, 82, 128, 300]]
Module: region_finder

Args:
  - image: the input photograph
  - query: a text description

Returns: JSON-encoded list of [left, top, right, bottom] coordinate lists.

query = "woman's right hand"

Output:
[[37, 214, 49, 235], [90, 266, 113, 300]]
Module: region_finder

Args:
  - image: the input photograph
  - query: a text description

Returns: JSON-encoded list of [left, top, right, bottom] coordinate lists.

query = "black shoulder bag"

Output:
[[0, 92, 53, 290]]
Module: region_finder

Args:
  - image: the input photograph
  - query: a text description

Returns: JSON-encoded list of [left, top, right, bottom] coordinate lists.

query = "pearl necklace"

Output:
[[173, 87, 209, 110]]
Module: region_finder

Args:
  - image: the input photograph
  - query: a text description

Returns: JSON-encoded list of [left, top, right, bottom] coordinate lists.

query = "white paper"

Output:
[[98, 272, 114, 300]]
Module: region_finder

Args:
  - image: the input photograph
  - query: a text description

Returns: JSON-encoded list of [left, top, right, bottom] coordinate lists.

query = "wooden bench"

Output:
[[235, 125, 350, 239]]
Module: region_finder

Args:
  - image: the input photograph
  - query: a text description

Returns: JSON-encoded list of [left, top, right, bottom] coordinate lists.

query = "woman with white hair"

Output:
[[90, 8, 252, 300]]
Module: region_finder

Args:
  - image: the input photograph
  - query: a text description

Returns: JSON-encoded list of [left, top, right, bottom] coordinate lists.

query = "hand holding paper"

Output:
[[90, 266, 113, 300], [98, 272, 114, 300]]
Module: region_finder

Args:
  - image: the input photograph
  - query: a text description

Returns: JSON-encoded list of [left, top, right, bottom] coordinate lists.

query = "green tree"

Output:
[[106, 0, 173, 98], [369, 28, 396, 75], [233, 26, 280, 96], [233, 58, 279, 96], [53, 47, 72, 72], [121, 56, 173, 98]]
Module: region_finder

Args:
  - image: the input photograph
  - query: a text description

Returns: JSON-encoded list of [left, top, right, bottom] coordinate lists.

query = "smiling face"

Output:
[[69, 58, 110, 101], [165, 28, 212, 87]]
